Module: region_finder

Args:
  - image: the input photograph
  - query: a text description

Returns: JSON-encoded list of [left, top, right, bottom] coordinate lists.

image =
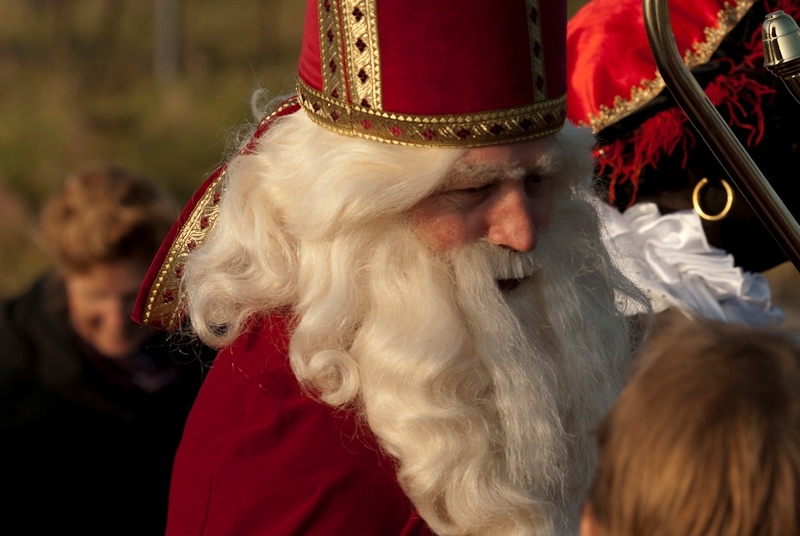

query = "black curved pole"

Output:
[[642, 0, 800, 272]]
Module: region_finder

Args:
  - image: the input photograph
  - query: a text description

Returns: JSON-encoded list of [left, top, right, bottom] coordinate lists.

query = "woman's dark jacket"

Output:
[[0, 274, 216, 535]]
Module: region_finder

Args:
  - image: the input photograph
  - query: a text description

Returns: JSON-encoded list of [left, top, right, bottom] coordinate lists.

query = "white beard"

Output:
[[289, 195, 638, 536], [183, 112, 646, 535]]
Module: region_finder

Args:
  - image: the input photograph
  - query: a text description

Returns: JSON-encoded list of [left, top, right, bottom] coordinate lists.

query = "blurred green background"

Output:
[[0, 0, 307, 296]]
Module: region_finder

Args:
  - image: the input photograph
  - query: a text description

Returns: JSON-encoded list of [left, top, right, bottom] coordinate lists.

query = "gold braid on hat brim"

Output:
[[298, 81, 567, 148]]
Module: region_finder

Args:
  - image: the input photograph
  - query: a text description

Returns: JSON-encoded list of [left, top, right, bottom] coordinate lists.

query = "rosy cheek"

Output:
[[409, 204, 471, 253], [425, 232, 462, 252]]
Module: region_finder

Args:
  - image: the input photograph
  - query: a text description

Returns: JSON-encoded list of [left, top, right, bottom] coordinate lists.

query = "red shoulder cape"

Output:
[[166, 314, 431, 535]]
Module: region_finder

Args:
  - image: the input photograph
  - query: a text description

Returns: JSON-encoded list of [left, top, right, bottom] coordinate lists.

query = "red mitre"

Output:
[[297, 0, 568, 147], [134, 0, 570, 329]]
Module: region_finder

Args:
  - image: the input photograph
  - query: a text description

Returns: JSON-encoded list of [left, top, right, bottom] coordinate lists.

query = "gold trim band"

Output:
[[141, 172, 225, 329], [298, 81, 566, 147], [140, 99, 300, 328], [527, 0, 546, 101]]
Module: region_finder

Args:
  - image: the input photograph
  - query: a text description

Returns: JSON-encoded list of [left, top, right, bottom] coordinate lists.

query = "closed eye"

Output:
[[459, 184, 492, 194], [441, 181, 497, 203]]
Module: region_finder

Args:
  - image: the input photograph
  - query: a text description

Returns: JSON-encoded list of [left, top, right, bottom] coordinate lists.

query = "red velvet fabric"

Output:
[[297, 0, 323, 97], [566, 0, 738, 129], [166, 314, 432, 535], [377, 2, 539, 115], [298, 0, 566, 116]]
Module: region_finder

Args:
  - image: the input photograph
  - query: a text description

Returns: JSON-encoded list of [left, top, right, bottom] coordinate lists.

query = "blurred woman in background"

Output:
[[0, 162, 214, 534]]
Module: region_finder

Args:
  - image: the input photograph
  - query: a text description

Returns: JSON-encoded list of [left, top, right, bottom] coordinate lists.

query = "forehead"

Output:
[[450, 136, 557, 180], [65, 260, 148, 295], [461, 135, 555, 165]]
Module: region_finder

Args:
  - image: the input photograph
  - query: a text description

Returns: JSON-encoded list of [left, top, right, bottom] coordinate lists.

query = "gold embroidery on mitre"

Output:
[[582, 0, 755, 133], [141, 99, 299, 329], [141, 172, 226, 330], [319, 0, 348, 105], [298, 82, 566, 147], [526, 0, 547, 101], [344, 0, 382, 111]]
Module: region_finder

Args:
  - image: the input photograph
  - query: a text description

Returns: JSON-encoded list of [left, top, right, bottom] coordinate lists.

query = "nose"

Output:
[[486, 182, 537, 252]]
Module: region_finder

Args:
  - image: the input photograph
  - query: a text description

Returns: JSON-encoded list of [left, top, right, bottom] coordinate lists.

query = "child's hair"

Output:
[[39, 162, 177, 274], [586, 313, 800, 536]]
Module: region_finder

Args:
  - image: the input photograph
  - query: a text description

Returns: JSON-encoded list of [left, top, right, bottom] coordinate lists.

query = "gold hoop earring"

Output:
[[692, 178, 733, 222]]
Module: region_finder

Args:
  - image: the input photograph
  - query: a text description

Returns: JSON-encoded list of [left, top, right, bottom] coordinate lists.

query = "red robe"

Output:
[[166, 314, 433, 535]]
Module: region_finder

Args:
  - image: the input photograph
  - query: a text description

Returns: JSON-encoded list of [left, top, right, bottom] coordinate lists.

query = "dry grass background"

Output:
[[0, 0, 305, 296]]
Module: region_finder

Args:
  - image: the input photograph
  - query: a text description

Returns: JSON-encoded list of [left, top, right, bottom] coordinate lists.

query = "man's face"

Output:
[[64, 259, 153, 359], [408, 137, 555, 255]]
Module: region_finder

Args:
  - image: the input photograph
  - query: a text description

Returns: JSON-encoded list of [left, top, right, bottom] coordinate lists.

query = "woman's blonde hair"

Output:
[[588, 313, 800, 536], [39, 162, 177, 274]]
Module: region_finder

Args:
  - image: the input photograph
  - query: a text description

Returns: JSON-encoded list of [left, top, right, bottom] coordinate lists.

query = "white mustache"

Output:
[[452, 241, 543, 281]]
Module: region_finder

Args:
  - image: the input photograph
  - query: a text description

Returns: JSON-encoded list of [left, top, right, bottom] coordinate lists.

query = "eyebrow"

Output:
[[440, 160, 529, 190]]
